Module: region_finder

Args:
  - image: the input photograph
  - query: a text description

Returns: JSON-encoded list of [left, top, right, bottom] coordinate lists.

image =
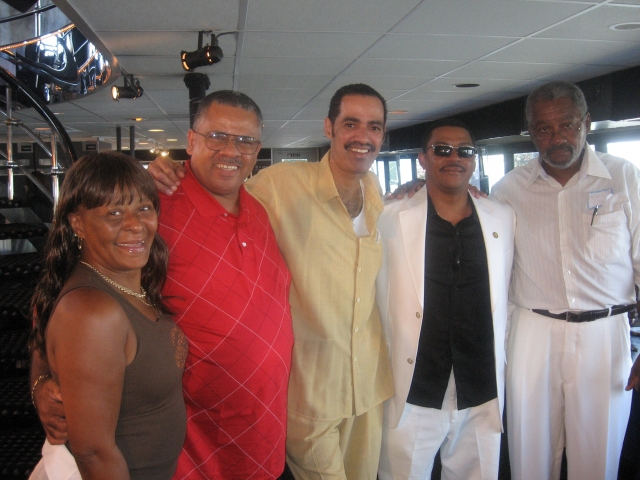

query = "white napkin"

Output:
[[29, 440, 81, 480]]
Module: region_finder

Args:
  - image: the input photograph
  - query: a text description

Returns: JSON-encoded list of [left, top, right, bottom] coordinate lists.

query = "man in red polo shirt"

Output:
[[160, 90, 293, 479]]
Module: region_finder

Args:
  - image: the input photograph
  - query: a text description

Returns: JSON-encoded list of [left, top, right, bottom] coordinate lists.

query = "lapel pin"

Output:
[[493, 232, 498, 238]]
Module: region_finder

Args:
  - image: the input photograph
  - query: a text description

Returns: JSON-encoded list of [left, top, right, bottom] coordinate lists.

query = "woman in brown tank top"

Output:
[[29, 152, 186, 479]]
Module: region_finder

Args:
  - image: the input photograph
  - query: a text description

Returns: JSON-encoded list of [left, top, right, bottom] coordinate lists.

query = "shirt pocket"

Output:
[[582, 209, 630, 264]]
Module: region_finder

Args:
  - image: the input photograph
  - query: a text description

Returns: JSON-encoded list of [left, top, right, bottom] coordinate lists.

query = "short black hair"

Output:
[[193, 90, 263, 129], [327, 84, 387, 126], [421, 118, 475, 152]]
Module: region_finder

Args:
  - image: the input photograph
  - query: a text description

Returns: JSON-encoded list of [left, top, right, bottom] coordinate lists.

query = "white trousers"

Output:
[[506, 307, 632, 480], [378, 372, 501, 480]]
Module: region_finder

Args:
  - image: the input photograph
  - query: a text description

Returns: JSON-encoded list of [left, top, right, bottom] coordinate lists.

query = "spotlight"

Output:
[[111, 74, 143, 100], [181, 31, 223, 72]]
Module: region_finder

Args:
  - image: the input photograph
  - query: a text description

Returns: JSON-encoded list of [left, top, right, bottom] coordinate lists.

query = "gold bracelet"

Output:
[[31, 373, 51, 406]]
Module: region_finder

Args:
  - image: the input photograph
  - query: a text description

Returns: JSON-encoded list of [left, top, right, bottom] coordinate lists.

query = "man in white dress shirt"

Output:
[[491, 81, 640, 480]]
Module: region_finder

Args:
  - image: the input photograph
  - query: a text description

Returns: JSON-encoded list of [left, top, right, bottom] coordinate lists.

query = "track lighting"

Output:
[[181, 31, 223, 72], [111, 74, 143, 100]]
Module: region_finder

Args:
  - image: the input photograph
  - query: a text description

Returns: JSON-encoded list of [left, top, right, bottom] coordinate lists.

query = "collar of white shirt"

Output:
[[525, 146, 612, 189]]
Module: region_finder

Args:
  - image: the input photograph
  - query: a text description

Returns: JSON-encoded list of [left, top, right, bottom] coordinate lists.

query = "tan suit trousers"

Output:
[[286, 403, 384, 480]]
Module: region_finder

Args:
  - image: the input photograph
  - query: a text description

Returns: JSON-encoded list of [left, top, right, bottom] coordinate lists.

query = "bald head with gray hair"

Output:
[[525, 81, 588, 127]]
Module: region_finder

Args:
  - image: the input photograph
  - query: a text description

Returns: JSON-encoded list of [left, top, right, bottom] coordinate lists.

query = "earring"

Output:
[[73, 233, 82, 250]]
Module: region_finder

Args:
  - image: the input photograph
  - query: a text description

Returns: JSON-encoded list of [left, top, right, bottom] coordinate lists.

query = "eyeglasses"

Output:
[[531, 115, 586, 141], [428, 145, 477, 158], [192, 130, 261, 154]]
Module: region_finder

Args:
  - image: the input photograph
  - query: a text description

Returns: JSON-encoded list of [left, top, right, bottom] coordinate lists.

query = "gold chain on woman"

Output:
[[80, 261, 155, 308]]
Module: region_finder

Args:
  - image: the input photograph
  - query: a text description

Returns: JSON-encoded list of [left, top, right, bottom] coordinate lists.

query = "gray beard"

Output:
[[540, 146, 583, 170]]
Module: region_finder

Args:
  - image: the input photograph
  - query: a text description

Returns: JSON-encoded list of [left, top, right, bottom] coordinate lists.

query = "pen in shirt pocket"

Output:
[[590, 205, 599, 226]]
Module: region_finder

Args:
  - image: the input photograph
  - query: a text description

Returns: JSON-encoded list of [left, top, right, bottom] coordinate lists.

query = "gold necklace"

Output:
[[80, 261, 154, 308]]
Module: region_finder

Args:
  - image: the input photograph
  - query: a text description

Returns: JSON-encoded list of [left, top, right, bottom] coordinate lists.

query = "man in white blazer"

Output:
[[377, 119, 514, 480]]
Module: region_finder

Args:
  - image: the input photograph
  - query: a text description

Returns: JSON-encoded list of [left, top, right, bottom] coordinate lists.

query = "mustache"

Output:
[[440, 162, 465, 171], [545, 144, 575, 156], [345, 141, 375, 151], [215, 157, 243, 167]]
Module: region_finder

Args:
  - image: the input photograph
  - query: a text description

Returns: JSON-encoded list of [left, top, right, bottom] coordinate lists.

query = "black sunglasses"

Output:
[[429, 145, 477, 158]]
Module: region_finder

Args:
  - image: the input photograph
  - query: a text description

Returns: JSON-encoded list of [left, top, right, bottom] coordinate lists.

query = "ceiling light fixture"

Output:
[[111, 73, 143, 100], [610, 23, 640, 31], [453, 83, 480, 88], [181, 30, 223, 72], [389, 110, 408, 115]]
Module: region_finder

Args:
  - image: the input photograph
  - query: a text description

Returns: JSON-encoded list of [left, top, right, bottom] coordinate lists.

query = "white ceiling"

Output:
[[39, 0, 640, 150]]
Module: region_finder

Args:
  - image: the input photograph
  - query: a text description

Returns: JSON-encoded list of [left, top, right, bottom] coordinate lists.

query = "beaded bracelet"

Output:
[[31, 373, 51, 406]]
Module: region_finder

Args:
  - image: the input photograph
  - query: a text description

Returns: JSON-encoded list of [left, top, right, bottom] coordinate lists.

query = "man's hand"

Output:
[[387, 179, 425, 200], [33, 377, 68, 444], [386, 179, 491, 201], [147, 156, 186, 195]]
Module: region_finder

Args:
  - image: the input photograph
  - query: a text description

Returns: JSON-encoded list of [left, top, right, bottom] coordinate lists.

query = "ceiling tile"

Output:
[[241, 32, 380, 58], [344, 58, 463, 77], [486, 38, 640, 65], [238, 57, 353, 76], [534, 4, 640, 42], [364, 34, 516, 61], [442, 61, 575, 80], [246, 0, 421, 32], [237, 74, 334, 90], [66, 0, 239, 32], [395, 0, 590, 36]]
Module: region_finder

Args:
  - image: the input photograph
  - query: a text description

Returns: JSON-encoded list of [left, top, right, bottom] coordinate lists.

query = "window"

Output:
[[484, 154, 505, 192], [388, 161, 399, 193], [514, 152, 538, 168], [371, 160, 386, 193], [372, 156, 421, 194], [607, 141, 640, 169], [399, 158, 413, 186]]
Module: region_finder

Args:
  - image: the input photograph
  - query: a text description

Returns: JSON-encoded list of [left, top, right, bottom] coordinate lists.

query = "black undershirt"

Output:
[[406, 195, 497, 410]]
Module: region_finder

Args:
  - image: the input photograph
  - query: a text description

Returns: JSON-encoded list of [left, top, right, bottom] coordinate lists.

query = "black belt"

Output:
[[532, 304, 636, 323]]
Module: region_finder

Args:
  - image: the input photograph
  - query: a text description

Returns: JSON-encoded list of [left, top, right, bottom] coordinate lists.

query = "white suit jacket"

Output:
[[376, 186, 515, 429]]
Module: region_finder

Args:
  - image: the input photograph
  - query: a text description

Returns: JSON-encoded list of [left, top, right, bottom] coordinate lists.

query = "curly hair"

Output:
[[29, 152, 171, 361]]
